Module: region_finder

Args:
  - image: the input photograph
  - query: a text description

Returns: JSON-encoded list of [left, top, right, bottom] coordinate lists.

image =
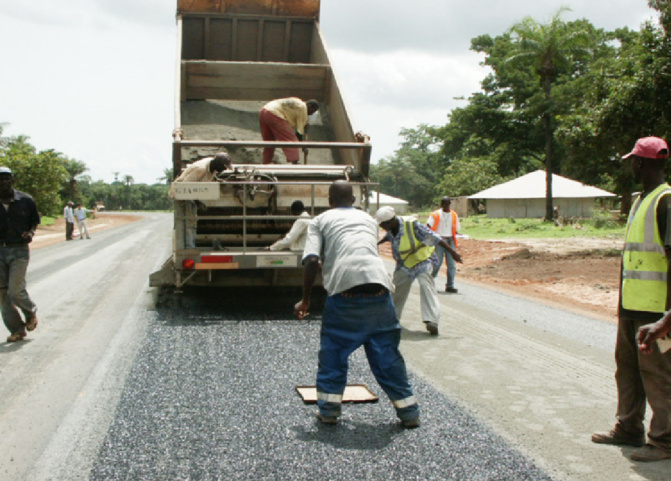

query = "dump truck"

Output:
[[150, 0, 377, 290]]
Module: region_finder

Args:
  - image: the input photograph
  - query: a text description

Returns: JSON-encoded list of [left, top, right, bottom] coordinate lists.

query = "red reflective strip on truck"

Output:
[[201, 255, 233, 263]]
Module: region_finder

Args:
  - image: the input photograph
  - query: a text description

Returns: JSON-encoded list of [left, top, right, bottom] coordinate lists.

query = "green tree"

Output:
[[506, 7, 592, 220], [61, 158, 88, 203], [370, 125, 442, 208], [0, 128, 68, 215]]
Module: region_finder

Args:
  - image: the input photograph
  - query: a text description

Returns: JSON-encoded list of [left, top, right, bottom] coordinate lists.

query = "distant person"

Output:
[[259, 98, 319, 164], [0, 167, 40, 342], [591, 136, 671, 462], [75, 203, 91, 240], [269, 201, 311, 252], [294, 181, 420, 428], [169, 153, 232, 249], [376, 206, 462, 336], [427, 196, 461, 293], [64, 201, 75, 241]]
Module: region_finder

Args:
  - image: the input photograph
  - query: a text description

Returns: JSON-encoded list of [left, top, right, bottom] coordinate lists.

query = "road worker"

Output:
[[169, 152, 232, 249], [294, 181, 420, 428], [592, 136, 671, 462], [427, 196, 461, 293], [268, 200, 311, 252], [376, 206, 462, 337], [259, 97, 319, 164]]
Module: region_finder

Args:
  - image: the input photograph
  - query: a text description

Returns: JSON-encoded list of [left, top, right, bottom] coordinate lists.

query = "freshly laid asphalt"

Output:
[[89, 288, 551, 481]]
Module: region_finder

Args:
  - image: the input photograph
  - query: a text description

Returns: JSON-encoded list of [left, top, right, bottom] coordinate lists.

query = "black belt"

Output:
[[341, 283, 388, 298], [0, 242, 26, 247]]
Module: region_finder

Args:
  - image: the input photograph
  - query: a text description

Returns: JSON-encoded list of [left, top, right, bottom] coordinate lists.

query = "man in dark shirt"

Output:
[[0, 167, 40, 342]]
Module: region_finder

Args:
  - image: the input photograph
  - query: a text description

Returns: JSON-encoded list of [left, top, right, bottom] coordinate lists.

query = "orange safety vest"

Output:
[[428, 209, 458, 247]]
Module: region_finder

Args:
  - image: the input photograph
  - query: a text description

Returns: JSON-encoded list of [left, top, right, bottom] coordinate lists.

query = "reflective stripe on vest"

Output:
[[622, 183, 671, 312], [398, 218, 435, 269]]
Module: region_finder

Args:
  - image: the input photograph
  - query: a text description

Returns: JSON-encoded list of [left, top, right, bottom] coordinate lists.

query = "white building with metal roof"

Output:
[[469, 170, 616, 218], [368, 191, 409, 215]]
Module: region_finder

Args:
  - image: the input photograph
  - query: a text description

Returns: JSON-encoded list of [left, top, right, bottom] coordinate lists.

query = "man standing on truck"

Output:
[[0, 167, 40, 343], [259, 98, 319, 164], [591, 136, 671, 462], [376, 206, 462, 337], [294, 181, 420, 428], [169, 152, 232, 249]]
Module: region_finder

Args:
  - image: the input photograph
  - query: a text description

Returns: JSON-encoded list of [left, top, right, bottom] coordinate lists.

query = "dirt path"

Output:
[[32, 213, 142, 250], [380, 236, 622, 323]]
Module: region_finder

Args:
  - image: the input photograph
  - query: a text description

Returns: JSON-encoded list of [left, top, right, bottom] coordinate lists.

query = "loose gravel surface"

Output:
[[90, 288, 551, 481]]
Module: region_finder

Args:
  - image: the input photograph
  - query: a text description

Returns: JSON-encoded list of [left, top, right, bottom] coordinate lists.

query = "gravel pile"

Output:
[[90, 289, 551, 480]]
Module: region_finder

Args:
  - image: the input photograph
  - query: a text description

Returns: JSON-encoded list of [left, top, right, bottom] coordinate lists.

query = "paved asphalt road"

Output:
[[0, 212, 668, 480]]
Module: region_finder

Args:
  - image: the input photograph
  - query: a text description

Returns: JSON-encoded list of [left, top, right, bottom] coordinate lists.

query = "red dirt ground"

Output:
[[380, 236, 622, 323]]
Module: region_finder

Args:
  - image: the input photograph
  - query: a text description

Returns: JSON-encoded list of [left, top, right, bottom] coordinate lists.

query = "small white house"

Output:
[[469, 170, 616, 218], [368, 191, 409, 215]]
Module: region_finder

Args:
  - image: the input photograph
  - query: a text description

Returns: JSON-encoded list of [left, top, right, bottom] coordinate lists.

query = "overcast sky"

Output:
[[0, 1, 657, 185]]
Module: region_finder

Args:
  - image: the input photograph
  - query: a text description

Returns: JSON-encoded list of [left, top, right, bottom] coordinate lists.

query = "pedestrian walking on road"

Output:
[[427, 196, 461, 293], [259, 97, 319, 164], [376, 206, 462, 337], [0, 167, 40, 342], [592, 136, 671, 462], [64, 201, 75, 241], [294, 181, 420, 428], [75, 203, 91, 239]]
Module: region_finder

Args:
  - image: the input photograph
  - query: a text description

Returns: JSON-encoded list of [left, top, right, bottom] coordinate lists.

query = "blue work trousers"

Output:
[[432, 237, 457, 288], [0, 245, 37, 334], [317, 292, 419, 421]]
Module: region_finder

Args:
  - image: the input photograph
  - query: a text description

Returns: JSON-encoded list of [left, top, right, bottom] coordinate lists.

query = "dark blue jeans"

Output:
[[317, 292, 419, 421]]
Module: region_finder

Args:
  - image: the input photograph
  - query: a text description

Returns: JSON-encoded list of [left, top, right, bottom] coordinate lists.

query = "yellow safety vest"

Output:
[[622, 183, 671, 312], [399, 217, 435, 269]]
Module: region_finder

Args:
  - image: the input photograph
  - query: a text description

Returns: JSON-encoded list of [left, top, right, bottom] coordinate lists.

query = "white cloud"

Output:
[[0, 0, 659, 184]]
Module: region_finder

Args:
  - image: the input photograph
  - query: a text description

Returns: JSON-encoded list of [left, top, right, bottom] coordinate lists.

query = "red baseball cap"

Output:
[[623, 136, 670, 160]]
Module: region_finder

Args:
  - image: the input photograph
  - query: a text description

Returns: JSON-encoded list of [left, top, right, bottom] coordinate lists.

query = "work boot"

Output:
[[402, 417, 421, 429], [630, 444, 671, 462], [591, 429, 645, 447], [424, 322, 438, 336], [7, 330, 27, 343], [26, 315, 38, 332], [316, 413, 338, 425]]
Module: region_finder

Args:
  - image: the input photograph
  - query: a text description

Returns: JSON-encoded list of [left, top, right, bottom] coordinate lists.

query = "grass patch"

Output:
[[409, 210, 625, 240], [40, 216, 56, 227]]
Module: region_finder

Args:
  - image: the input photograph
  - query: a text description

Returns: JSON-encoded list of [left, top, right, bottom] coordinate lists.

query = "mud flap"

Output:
[[149, 258, 176, 288]]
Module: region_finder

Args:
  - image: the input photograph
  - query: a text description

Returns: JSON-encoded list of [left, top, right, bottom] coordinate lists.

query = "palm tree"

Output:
[[506, 8, 591, 220], [158, 167, 174, 185], [62, 158, 89, 201]]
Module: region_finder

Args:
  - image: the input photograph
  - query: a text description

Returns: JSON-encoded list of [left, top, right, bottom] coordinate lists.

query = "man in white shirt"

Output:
[[169, 153, 232, 248], [259, 98, 319, 164], [63, 201, 75, 241], [269, 201, 311, 251], [426, 196, 461, 293], [294, 181, 419, 428]]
